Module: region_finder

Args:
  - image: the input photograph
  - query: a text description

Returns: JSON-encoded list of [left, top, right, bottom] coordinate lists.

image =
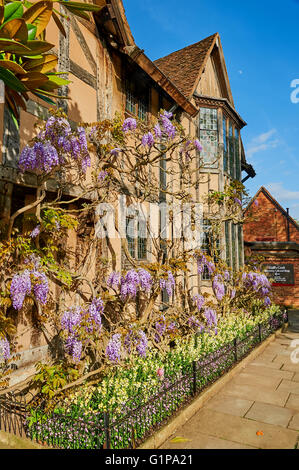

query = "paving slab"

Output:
[[250, 360, 284, 370], [160, 431, 257, 450], [282, 363, 299, 373], [245, 401, 294, 427], [245, 364, 294, 380], [180, 409, 299, 449], [231, 372, 282, 390], [292, 374, 299, 383], [288, 413, 299, 431], [220, 382, 290, 407], [286, 394, 299, 412], [277, 379, 299, 395], [205, 395, 254, 417], [159, 331, 299, 450]]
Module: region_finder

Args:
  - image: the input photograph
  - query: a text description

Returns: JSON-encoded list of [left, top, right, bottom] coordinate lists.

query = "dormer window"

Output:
[[125, 80, 149, 121]]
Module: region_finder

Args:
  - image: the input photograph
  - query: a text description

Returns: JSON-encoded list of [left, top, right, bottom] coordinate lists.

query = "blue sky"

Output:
[[124, 0, 299, 219]]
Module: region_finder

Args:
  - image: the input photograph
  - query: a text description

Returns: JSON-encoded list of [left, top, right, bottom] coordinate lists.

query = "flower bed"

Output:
[[24, 305, 284, 449]]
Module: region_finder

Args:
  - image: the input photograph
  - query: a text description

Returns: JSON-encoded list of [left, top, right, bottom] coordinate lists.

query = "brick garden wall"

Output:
[[244, 188, 299, 308]]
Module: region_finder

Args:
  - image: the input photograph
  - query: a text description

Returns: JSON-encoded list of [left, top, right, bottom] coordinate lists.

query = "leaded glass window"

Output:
[[201, 219, 220, 280], [126, 214, 148, 260], [223, 117, 228, 173], [238, 224, 243, 268], [199, 108, 218, 168], [235, 128, 241, 181], [138, 219, 147, 260], [229, 123, 234, 178], [232, 223, 237, 272], [225, 220, 231, 267], [125, 81, 149, 122], [126, 216, 135, 258]]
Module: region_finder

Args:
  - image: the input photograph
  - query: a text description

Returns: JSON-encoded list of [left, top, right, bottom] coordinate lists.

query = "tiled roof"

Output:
[[154, 33, 218, 99]]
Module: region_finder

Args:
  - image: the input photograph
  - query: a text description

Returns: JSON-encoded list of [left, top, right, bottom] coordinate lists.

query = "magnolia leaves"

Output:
[[22, 1, 53, 37], [0, 0, 104, 120]]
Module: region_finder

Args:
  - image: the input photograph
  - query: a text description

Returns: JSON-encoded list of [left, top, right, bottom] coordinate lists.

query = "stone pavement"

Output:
[[0, 431, 44, 449], [161, 330, 299, 450]]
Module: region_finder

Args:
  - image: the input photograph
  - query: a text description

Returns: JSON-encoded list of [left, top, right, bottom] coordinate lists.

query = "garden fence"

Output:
[[0, 312, 285, 449]]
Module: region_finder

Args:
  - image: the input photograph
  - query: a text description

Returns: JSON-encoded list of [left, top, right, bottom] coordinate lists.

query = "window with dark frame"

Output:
[[201, 219, 220, 281], [223, 117, 228, 173], [228, 122, 234, 178], [199, 108, 219, 168], [235, 128, 241, 181], [125, 80, 149, 122], [125, 213, 148, 261]]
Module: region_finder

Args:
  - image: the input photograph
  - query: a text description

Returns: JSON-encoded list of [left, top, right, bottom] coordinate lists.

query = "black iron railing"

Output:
[[0, 313, 285, 449]]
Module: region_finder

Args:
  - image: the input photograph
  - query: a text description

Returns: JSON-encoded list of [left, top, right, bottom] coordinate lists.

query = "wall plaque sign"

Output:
[[264, 264, 295, 286]]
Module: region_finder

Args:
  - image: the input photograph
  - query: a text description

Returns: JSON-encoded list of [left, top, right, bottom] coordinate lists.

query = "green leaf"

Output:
[[0, 37, 30, 53], [23, 53, 57, 73], [0, 18, 28, 42], [22, 1, 53, 37], [32, 91, 55, 105], [39, 75, 70, 91], [63, 5, 89, 21], [4, 2, 23, 23], [59, 1, 103, 12], [0, 59, 26, 74], [21, 39, 54, 55], [26, 23, 37, 40], [0, 65, 27, 91]]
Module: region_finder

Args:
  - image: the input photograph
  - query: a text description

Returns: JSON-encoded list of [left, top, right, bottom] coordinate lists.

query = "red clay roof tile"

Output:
[[154, 33, 218, 98]]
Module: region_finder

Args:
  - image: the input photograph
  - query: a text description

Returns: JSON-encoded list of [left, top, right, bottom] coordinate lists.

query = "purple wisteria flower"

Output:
[[167, 321, 177, 333], [136, 331, 148, 358], [193, 294, 205, 311], [106, 334, 122, 362], [212, 275, 225, 301], [31, 270, 49, 305], [264, 296, 272, 307], [124, 330, 148, 358], [110, 148, 122, 156], [234, 198, 242, 206], [61, 307, 82, 333], [19, 116, 91, 175], [24, 254, 41, 269], [65, 336, 83, 363], [122, 118, 137, 133], [142, 132, 155, 148], [19, 141, 59, 174], [194, 139, 203, 152], [107, 271, 121, 289], [0, 337, 10, 361], [98, 170, 108, 183], [112, 269, 153, 300], [153, 124, 162, 139], [163, 111, 173, 119], [138, 269, 153, 293], [196, 254, 207, 275], [88, 298, 103, 331], [10, 270, 32, 310], [160, 113, 176, 139], [187, 316, 201, 329], [206, 261, 216, 275], [160, 271, 175, 297], [30, 225, 40, 239], [204, 307, 218, 328]]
